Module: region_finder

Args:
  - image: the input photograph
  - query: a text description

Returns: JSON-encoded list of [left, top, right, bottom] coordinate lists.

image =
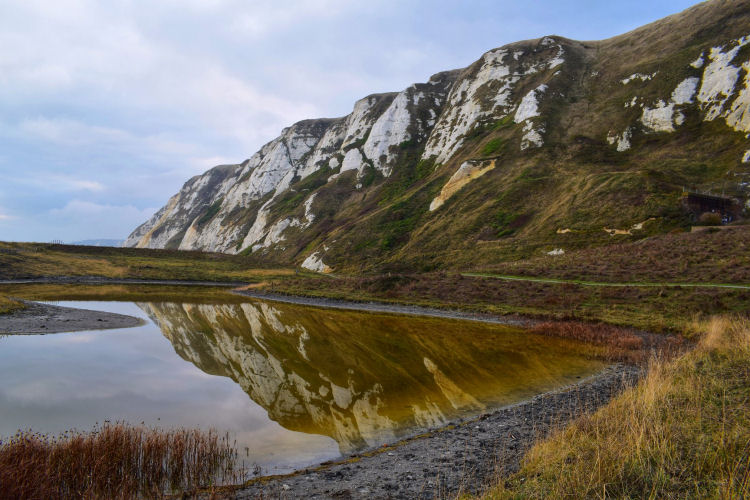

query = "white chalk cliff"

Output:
[[126, 1, 750, 271]]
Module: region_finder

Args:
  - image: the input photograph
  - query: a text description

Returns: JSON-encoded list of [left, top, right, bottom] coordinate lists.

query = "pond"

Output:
[[0, 297, 605, 476]]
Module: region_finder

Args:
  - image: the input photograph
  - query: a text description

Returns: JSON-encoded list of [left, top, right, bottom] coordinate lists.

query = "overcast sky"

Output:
[[0, 0, 701, 243]]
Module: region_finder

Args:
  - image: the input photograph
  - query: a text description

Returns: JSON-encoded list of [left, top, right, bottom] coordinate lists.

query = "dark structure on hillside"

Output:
[[682, 191, 743, 221]]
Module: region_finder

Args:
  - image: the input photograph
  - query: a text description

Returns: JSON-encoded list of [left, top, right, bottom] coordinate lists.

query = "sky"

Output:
[[0, 0, 702, 243]]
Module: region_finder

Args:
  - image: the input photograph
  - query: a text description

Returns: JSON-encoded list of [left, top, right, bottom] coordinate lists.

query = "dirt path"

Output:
[[464, 272, 750, 290], [0, 301, 144, 334]]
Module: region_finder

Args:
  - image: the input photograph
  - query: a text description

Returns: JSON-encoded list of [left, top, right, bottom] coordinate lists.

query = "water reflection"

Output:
[[139, 301, 604, 454]]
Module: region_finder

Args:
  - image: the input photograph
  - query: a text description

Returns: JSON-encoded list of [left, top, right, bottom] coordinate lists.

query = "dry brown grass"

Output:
[[482, 316, 750, 499], [0, 422, 243, 499], [0, 295, 25, 315]]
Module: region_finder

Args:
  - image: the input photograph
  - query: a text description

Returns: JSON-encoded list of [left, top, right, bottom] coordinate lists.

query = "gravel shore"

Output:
[[229, 364, 640, 499], [235, 290, 531, 327], [0, 301, 144, 334]]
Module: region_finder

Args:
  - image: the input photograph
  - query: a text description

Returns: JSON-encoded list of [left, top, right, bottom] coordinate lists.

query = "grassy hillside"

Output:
[[0, 242, 293, 282], [250, 0, 750, 273], [483, 316, 750, 499], [479, 225, 750, 284]]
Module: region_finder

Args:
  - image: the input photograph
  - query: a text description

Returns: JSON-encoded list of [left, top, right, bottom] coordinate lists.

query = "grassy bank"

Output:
[[0, 242, 293, 282], [0, 422, 242, 499], [0, 283, 252, 305], [0, 296, 25, 315], [482, 316, 750, 499], [264, 272, 750, 332]]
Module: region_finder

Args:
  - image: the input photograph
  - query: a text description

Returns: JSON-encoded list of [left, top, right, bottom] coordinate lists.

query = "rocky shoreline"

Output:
[[235, 290, 532, 327], [0, 300, 144, 334], [226, 364, 640, 499]]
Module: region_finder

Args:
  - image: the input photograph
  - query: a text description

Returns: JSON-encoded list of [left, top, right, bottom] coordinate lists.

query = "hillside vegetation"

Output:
[[0, 242, 291, 282]]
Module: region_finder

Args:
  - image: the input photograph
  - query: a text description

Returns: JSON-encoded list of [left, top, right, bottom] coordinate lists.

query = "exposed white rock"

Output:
[[520, 121, 545, 150], [621, 72, 655, 84], [697, 38, 749, 121], [303, 193, 317, 225], [340, 148, 365, 176], [743, 150, 750, 163], [260, 218, 291, 248], [641, 100, 676, 132], [301, 252, 332, 273], [607, 127, 633, 152], [547, 248, 565, 256], [624, 97, 638, 108], [342, 96, 385, 147], [540, 37, 555, 47], [329, 157, 340, 169], [422, 49, 516, 163], [672, 77, 700, 104], [691, 54, 705, 69], [363, 90, 412, 175], [725, 60, 750, 133], [547, 45, 565, 70], [239, 200, 272, 251], [514, 84, 547, 122]]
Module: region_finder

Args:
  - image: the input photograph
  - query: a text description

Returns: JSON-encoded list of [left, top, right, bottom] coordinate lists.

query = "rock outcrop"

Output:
[[127, 1, 750, 271]]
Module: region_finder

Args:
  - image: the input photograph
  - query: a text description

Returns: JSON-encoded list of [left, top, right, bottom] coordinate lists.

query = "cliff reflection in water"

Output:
[[138, 301, 603, 454]]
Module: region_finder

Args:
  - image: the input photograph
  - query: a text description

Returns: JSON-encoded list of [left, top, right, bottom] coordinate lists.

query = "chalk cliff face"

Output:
[[127, 1, 750, 271]]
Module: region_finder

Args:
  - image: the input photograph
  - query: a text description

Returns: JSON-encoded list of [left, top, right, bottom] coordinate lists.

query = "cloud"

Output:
[[46, 200, 157, 240]]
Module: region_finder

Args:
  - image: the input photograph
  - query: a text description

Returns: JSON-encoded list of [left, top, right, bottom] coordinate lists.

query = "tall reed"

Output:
[[0, 422, 243, 499]]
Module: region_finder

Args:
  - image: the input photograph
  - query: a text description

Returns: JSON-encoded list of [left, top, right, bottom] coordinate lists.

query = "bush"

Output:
[[698, 212, 722, 225]]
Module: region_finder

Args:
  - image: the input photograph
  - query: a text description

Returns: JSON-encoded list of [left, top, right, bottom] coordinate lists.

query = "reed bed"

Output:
[[527, 320, 686, 364], [0, 422, 243, 499]]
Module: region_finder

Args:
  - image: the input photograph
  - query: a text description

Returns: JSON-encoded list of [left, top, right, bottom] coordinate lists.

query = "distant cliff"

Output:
[[127, 0, 750, 272]]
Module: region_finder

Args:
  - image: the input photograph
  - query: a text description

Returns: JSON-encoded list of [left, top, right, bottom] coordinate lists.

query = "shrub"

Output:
[[698, 211, 722, 225]]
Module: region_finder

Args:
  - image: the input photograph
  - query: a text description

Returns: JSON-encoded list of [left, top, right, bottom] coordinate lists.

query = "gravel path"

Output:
[[235, 291, 531, 327], [227, 364, 640, 499], [0, 301, 144, 334]]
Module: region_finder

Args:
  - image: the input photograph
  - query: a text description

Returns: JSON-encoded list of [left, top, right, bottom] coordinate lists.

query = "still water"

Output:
[[0, 299, 604, 475]]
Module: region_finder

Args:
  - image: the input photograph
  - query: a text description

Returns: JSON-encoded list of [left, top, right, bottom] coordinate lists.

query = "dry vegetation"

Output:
[[0, 242, 293, 282], [266, 272, 750, 332], [0, 283, 251, 305], [482, 316, 750, 499], [0, 422, 243, 499], [479, 226, 750, 284], [526, 321, 686, 364], [0, 295, 25, 315]]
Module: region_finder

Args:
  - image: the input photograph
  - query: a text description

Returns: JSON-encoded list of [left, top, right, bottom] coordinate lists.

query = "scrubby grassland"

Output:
[[482, 317, 750, 499], [265, 272, 749, 332], [0, 295, 24, 314], [479, 225, 750, 284], [0, 283, 252, 305], [0, 242, 292, 282], [261, 227, 750, 332]]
